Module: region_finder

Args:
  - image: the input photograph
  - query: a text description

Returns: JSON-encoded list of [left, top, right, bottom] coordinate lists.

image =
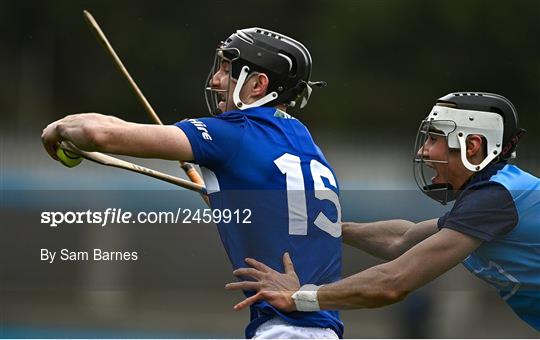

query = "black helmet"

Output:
[[205, 28, 326, 114]]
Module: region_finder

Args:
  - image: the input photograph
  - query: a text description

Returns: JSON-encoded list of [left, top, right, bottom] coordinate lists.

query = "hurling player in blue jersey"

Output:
[[42, 28, 344, 338], [226, 92, 540, 332]]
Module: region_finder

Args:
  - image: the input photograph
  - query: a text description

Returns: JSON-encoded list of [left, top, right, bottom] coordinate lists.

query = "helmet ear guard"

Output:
[[427, 105, 504, 172], [436, 92, 525, 160], [232, 66, 278, 110]]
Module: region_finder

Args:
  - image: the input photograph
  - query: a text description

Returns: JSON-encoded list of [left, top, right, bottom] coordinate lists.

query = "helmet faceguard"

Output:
[[204, 48, 240, 115], [204, 27, 326, 115], [413, 92, 525, 205], [413, 119, 456, 205]]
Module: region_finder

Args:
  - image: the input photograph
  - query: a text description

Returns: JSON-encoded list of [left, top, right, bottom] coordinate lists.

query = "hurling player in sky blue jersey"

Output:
[[227, 92, 540, 332], [42, 28, 343, 338]]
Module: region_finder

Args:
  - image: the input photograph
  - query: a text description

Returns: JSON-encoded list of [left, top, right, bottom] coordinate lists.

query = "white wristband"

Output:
[[291, 284, 322, 312]]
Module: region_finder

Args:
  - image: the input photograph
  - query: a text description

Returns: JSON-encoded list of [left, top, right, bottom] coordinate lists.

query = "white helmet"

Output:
[[413, 92, 526, 204]]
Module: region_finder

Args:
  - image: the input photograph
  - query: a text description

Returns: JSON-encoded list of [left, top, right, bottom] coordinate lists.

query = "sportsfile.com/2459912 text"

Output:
[[40, 208, 252, 227]]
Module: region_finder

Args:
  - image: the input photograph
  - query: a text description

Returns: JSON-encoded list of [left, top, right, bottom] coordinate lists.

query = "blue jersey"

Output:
[[438, 163, 540, 330], [176, 107, 343, 338]]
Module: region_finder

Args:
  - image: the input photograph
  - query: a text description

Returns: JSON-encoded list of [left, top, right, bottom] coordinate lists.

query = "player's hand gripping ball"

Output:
[[56, 147, 83, 168]]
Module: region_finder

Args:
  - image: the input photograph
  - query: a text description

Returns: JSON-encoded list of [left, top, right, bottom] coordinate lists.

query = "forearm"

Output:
[[315, 228, 480, 311], [44, 113, 193, 160], [342, 220, 414, 260], [317, 262, 408, 310], [54, 113, 128, 152]]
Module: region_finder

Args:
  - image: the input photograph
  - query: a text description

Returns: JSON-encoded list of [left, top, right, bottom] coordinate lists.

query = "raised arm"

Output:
[[342, 218, 439, 260], [41, 113, 193, 161]]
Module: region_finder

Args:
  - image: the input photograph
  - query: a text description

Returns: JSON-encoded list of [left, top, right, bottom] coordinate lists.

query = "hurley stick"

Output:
[[82, 10, 209, 205]]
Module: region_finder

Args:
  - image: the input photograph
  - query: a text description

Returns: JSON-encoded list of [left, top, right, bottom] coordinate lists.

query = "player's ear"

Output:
[[251, 73, 269, 97], [466, 135, 483, 158]]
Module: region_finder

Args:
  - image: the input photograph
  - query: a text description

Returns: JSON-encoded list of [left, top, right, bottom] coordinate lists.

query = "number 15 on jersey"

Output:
[[274, 153, 341, 238]]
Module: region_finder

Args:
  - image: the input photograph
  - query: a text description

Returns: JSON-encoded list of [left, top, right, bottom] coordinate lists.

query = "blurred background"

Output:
[[1, 0, 539, 338]]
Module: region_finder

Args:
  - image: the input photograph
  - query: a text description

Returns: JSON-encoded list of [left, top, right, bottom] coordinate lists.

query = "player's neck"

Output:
[[275, 103, 287, 112]]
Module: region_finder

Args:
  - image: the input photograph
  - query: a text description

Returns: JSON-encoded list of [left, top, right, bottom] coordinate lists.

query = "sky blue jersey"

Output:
[[176, 107, 344, 338], [439, 163, 540, 331]]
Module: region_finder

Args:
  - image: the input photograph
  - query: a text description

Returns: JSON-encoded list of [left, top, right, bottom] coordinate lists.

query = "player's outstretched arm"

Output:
[[41, 113, 193, 161], [226, 228, 481, 311], [342, 218, 439, 260]]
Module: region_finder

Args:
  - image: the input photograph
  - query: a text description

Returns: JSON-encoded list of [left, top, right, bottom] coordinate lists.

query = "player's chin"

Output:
[[431, 174, 444, 184], [218, 101, 227, 112]]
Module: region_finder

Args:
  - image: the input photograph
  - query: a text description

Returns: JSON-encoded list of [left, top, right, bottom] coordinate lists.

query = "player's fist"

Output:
[[41, 122, 63, 161]]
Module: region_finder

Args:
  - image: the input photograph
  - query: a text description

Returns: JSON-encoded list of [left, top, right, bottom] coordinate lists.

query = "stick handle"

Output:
[[181, 163, 210, 205], [181, 163, 205, 186]]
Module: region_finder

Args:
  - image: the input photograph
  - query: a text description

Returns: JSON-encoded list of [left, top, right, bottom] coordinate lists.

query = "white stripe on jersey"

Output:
[[200, 166, 220, 194]]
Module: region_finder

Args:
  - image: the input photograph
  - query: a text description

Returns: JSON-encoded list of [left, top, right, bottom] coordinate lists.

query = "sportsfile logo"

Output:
[[188, 119, 212, 141], [40, 208, 252, 227]]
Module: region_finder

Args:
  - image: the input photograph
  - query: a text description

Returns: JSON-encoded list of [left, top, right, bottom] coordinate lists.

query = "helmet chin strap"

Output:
[[423, 183, 455, 205], [457, 134, 498, 172], [233, 66, 278, 110]]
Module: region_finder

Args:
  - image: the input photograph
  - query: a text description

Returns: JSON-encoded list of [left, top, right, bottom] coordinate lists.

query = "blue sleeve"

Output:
[[438, 182, 518, 241], [174, 117, 245, 169]]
